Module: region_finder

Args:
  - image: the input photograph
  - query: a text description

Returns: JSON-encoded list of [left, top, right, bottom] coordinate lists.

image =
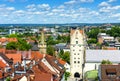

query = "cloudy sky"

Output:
[[0, 0, 120, 24]]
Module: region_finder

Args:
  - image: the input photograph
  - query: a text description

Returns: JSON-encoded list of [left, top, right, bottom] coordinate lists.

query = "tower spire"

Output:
[[38, 29, 46, 54], [40, 30, 46, 45]]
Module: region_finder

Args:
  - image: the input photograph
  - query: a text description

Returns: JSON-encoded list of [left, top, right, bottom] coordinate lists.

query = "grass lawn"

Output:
[[85, 70, 98, 79]]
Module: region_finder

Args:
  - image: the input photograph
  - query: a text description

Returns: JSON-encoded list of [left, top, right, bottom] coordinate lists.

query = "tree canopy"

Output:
[[101, 60, 112, 64], [46, 45, 55, 56], [106, 27, 120, 37], [6, 38, 31, 51], [87, 28, 100, 38], [59, 50, 70, 64]]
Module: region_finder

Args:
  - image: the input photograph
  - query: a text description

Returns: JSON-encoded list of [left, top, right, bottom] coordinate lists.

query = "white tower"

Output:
[[70, 28, 85, 79]]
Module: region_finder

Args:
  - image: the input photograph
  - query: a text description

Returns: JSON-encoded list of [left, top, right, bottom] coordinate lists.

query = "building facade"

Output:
[[70, 28, 85, 79]]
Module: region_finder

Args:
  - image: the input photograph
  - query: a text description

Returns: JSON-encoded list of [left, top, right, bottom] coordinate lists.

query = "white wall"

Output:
[[64, 63, 70, 72], [19, 76, 27, 81], [84, 63, 100, 73]]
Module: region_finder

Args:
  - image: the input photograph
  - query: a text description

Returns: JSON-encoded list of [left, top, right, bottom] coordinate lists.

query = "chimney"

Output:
[[28, 49, 31, 59]]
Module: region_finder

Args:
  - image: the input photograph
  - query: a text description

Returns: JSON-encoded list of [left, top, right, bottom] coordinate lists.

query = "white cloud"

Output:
[[89, 11, 99, 16], [112, 5, 120, 10], [26, 4, 36, 11], [99, 5, 120, 13], [58, 5, 65, 9], [78, 8, 88, 12], [6, 7, 15, 10], [64, 0, 94, 5], [99, 2, 110, 7], [80, 0, 94, 3], [52, 9, 64, 13], [0, 0, 119, 23], [38, 4, 50, 11], [64, 0, 76, 5], [13, 10, 25, 14], [108, 0, 116, 2], [99, 7, 111, 12], [33, 11, 42, 15], [111, 13, 120, 17]]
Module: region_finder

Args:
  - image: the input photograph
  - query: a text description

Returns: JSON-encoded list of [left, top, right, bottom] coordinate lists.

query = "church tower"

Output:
[[70, 28, 85, 79], [38, 30, 46, 54]]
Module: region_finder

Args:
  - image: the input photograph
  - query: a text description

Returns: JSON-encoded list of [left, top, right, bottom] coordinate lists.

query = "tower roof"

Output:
[[70, 28, 83, 36]]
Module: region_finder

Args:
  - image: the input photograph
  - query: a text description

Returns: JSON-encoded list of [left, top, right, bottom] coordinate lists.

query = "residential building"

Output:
[[98, 33, 114, 44], [31, 29, 39, 33], [99, 64, 120, 81], [9, 28, 25, 34]]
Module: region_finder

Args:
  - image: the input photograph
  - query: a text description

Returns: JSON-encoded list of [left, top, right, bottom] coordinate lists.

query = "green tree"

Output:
[[6, 42, 18, 50], [47, 36, 59, 45], [6, 39, 31, 51], [9, 34, 17, 38], [65, 72, 70, 81], [61, 51, 70, 64], [87, 28, 100, 38], [6, 77, 11, 81], [47, 45, 55, 56], [101, 60, 112, 64], [59, 49, 64, 58], [106, 27, 120, 37], [87, 38, 97, 44], [17, 38, 31, 51]]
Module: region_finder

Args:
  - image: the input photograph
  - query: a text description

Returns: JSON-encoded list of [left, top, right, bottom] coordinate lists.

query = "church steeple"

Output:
[[38, 29, 46, 54], [40, 30, 46, 45]]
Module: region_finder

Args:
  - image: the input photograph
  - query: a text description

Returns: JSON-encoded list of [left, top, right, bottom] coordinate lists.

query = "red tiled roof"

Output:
[[0, 38, 17, 43], [31, 51, 43, 60], [70, 29, 83, 36], [58, 59, 66, 65], [0, 71, 2, 79], [6, 53, 22, 64], [38, 62, 57, 75], [79, 30, 83, 35], [8, 38, 17, 42], [5, 50, 17, 54], [0, 48, 5, 54], [0, 60, 7, 68], [106, 47, 117, 50], [32, 65, 52, 81]]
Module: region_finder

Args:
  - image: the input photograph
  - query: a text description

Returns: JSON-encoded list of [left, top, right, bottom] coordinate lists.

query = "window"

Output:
[[73, 49, 75, 51], [76, 32, 78, 34], [74, 53, 76, 55], [106, 69, 116, 76], [78, 53, 79, 55], [74, 57, 76, 59], [74, 61, 76, 63], [78, 61, 80, 63], [76, 41, 78, 44], [78, 58, 80, 59]]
